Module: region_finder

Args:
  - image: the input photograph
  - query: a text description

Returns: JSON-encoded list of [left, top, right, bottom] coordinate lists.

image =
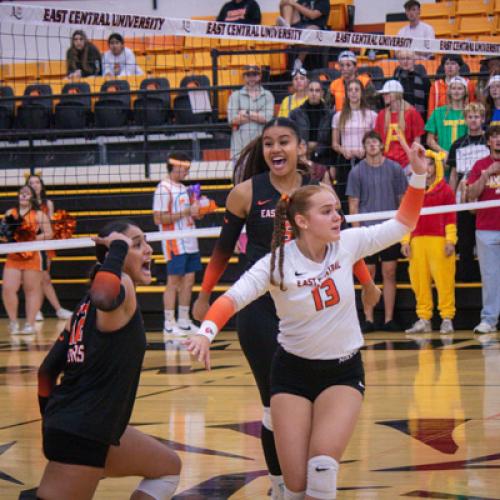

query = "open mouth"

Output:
[[142, 260, 151, 273], [272, 157, 286, 168]]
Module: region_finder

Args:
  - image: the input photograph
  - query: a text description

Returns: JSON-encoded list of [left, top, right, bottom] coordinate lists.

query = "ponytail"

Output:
[[270, 194, 289, 291]]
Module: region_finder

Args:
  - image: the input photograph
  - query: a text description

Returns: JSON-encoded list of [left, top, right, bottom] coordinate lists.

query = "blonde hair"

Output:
[[464, 102, 485, 118], [383, 93, 412, 137]]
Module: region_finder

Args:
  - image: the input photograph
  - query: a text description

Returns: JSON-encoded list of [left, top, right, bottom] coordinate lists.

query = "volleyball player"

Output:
[[37, 220, 181, 500], [26, 174, 72, 321], [192, 117, 380, 498], [187, 142, 427, 499]]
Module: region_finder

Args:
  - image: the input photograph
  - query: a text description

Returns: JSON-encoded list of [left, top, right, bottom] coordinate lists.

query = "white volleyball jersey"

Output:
[[153, 179, 199, 260], [226, 218, 409, 360]]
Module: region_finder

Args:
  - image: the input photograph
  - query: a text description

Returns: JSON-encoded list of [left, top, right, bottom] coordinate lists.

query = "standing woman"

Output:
[[331, 79, 377, 206], [193, 117, 379, 499], [37, 220, 181, 500], [26, 174, 72, 321], [187, 143, 427, 499], [1, 185, 53, 334], [66, 30, 102, 78], [484, 74, 500, 127]]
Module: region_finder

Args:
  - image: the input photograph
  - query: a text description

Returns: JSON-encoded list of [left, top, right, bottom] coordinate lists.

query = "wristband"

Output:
[[100, 239, 129, 277], [409, 172, 426, 190], [198, 320, 218, 343]]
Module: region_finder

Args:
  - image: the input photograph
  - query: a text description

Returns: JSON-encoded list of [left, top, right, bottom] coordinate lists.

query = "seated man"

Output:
[[277, 0, 330, 71], [397, 0, 435, 60], [217, 0, 261, 24]]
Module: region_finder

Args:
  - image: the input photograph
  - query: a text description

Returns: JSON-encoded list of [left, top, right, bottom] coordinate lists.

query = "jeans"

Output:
[[476, 230, 500, 327]]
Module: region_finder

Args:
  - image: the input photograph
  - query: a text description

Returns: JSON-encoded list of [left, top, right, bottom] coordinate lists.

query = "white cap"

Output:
[[378, 80, 404, 94], [448, 76, 468, 88], [486, 74, 500, 88], [338, 50, 357, 63]]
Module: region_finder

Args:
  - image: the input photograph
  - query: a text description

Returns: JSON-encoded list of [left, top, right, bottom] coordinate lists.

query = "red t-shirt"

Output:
[[467, 156, 500, 231], [374, 108, 425, 167]]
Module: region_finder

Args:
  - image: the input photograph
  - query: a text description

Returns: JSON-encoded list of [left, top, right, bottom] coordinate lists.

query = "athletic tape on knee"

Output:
[[306, 455, 339, 500], [284, 486, 305, 499], [136, 474, 180, 500]]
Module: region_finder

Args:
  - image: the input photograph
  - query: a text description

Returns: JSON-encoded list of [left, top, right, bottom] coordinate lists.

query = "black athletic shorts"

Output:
[[43, 427, 109, 468], [270, 347, 365, 402], [364, 242, 401, 265]]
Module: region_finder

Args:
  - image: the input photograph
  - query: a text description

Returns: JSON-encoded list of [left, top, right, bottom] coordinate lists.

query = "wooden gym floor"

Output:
[[0, 319, 499, 499]]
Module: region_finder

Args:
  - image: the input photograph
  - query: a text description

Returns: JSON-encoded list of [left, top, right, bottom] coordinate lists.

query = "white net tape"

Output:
[[1, 199, 499, 255]]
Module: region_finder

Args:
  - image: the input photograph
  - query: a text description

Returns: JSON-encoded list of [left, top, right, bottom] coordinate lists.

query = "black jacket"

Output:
[[216, 0, 261, 24]]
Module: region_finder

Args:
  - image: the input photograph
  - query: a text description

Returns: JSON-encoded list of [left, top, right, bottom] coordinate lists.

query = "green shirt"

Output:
[[425, 106, 467, 152]]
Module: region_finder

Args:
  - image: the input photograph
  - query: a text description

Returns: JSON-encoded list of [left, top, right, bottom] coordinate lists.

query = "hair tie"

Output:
[[280, 193, 290, 203], [24, 169, 42, 181]]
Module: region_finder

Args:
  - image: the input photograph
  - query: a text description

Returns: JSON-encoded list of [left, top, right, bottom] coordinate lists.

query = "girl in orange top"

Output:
[[2, 185, 53, 334], [26, 174, 72, 321]]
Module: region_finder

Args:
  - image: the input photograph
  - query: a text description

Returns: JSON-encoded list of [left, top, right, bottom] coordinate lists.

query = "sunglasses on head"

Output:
[[292, 67, 308, 77]]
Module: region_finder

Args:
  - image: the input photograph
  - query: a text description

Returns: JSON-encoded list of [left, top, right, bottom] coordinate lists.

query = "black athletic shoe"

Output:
[[382, 320, 402, 332], [361, 321, 376, 333]]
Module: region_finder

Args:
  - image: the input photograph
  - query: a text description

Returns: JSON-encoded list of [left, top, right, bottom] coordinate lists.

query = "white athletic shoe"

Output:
[[163, 319, 178, 335], [19, 323, 36, 335], [473, 321, 497, 334], [177, 320, 198, 335], [56, 308, 72, 320], [440, 318, 454, 334], [8, 321, 20, 335], [35, 311, 44, 322], [276, 15, 290, 27], [405, 319, 432, 334]]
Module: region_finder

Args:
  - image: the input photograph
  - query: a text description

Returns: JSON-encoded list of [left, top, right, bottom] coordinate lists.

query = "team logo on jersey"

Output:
[[256, 199, 272, 206]]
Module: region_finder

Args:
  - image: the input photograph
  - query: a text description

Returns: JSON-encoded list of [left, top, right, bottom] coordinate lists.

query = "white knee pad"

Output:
[[284, 486, 305, 500], [262, 406, 273, 431], [136, 474, 180, 500], [306, 455, 339, 499]]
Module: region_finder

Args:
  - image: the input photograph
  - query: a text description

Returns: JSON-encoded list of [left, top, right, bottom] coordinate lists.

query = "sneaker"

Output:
[[8, 321, 20, 335], [405, 319, 432, 334], [276, 15, 290, 27], [383, 319, 402, 332], [440, 318, 454, 334], [56, 308, 72, 320], [473, 321, 497, 334], [35, 311, 44, 322], [19, 323, 36, 335], [361, 320, 376, 333], [163, 319, 177, 335], [177, 320, 198, 335]]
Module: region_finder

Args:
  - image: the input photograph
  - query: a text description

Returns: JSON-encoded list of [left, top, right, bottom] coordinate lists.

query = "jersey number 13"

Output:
[[311, 278, 340, 311]]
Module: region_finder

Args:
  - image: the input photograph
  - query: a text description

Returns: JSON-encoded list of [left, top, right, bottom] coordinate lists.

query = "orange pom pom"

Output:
[[52, 210, 76, 239]]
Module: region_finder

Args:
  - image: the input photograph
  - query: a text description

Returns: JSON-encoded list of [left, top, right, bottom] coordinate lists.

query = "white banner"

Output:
[[1, 3, 499, 56]]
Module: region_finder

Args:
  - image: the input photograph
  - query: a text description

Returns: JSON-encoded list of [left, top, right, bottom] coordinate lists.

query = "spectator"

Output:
[[374, 80, 425, 169], [228, 65, 275, 163], [467, 125, 500, 334], [347, 130, 408, 332], [278, 67, 309, 118], [329, 51, 374, 111], [1, 185, 53, 335], [152, 153, 202, 335], [477, 55, 500, 98], [103, 33, 143, 77], [289, 78, 333, 156], [403, 150, 457, 334], [448, 103, 489, 282], [66, 30, 102, 78], [484, 75, 500, 127], [397, 0, 435, 60], [331, 79, 377, 207], [428, 54, 475, 118], [393, 50, 430, 120], [426, 76, 468, 168], [276, 0, 330, 71], [216, 0, 261, 24]]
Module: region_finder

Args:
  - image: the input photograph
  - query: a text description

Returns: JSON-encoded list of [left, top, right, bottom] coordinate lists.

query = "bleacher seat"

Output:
[[456, 0, 492, 17], [0, 86, 15, 129], [174, 75, 212, 125], [16, 84, 53, 130], [358, 65, 385, 90], [54, 82, 91, 130], [458, 15, 495, 37], [420, 1, 456, 19], [133, 77, 171, 127], [427, 18, 458, 37], [94, 80, 131, 128]]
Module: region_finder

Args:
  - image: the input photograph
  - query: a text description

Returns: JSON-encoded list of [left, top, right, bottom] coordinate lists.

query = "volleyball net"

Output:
[[0, 2, 499, 258]]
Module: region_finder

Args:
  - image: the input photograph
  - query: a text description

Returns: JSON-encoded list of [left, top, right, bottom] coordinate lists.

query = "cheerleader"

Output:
[[187, 143, 427, 499], [26, 174, 73, 321], [1, 185, 53, 334]]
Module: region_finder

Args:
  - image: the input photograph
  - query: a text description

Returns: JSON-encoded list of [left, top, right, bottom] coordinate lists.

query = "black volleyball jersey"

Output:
[[43, 296, 146, 445], [245, 171, 314, 267]]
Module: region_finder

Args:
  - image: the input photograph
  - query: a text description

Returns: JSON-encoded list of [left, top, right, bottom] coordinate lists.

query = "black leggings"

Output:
[[237, 292, 281, 475]]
